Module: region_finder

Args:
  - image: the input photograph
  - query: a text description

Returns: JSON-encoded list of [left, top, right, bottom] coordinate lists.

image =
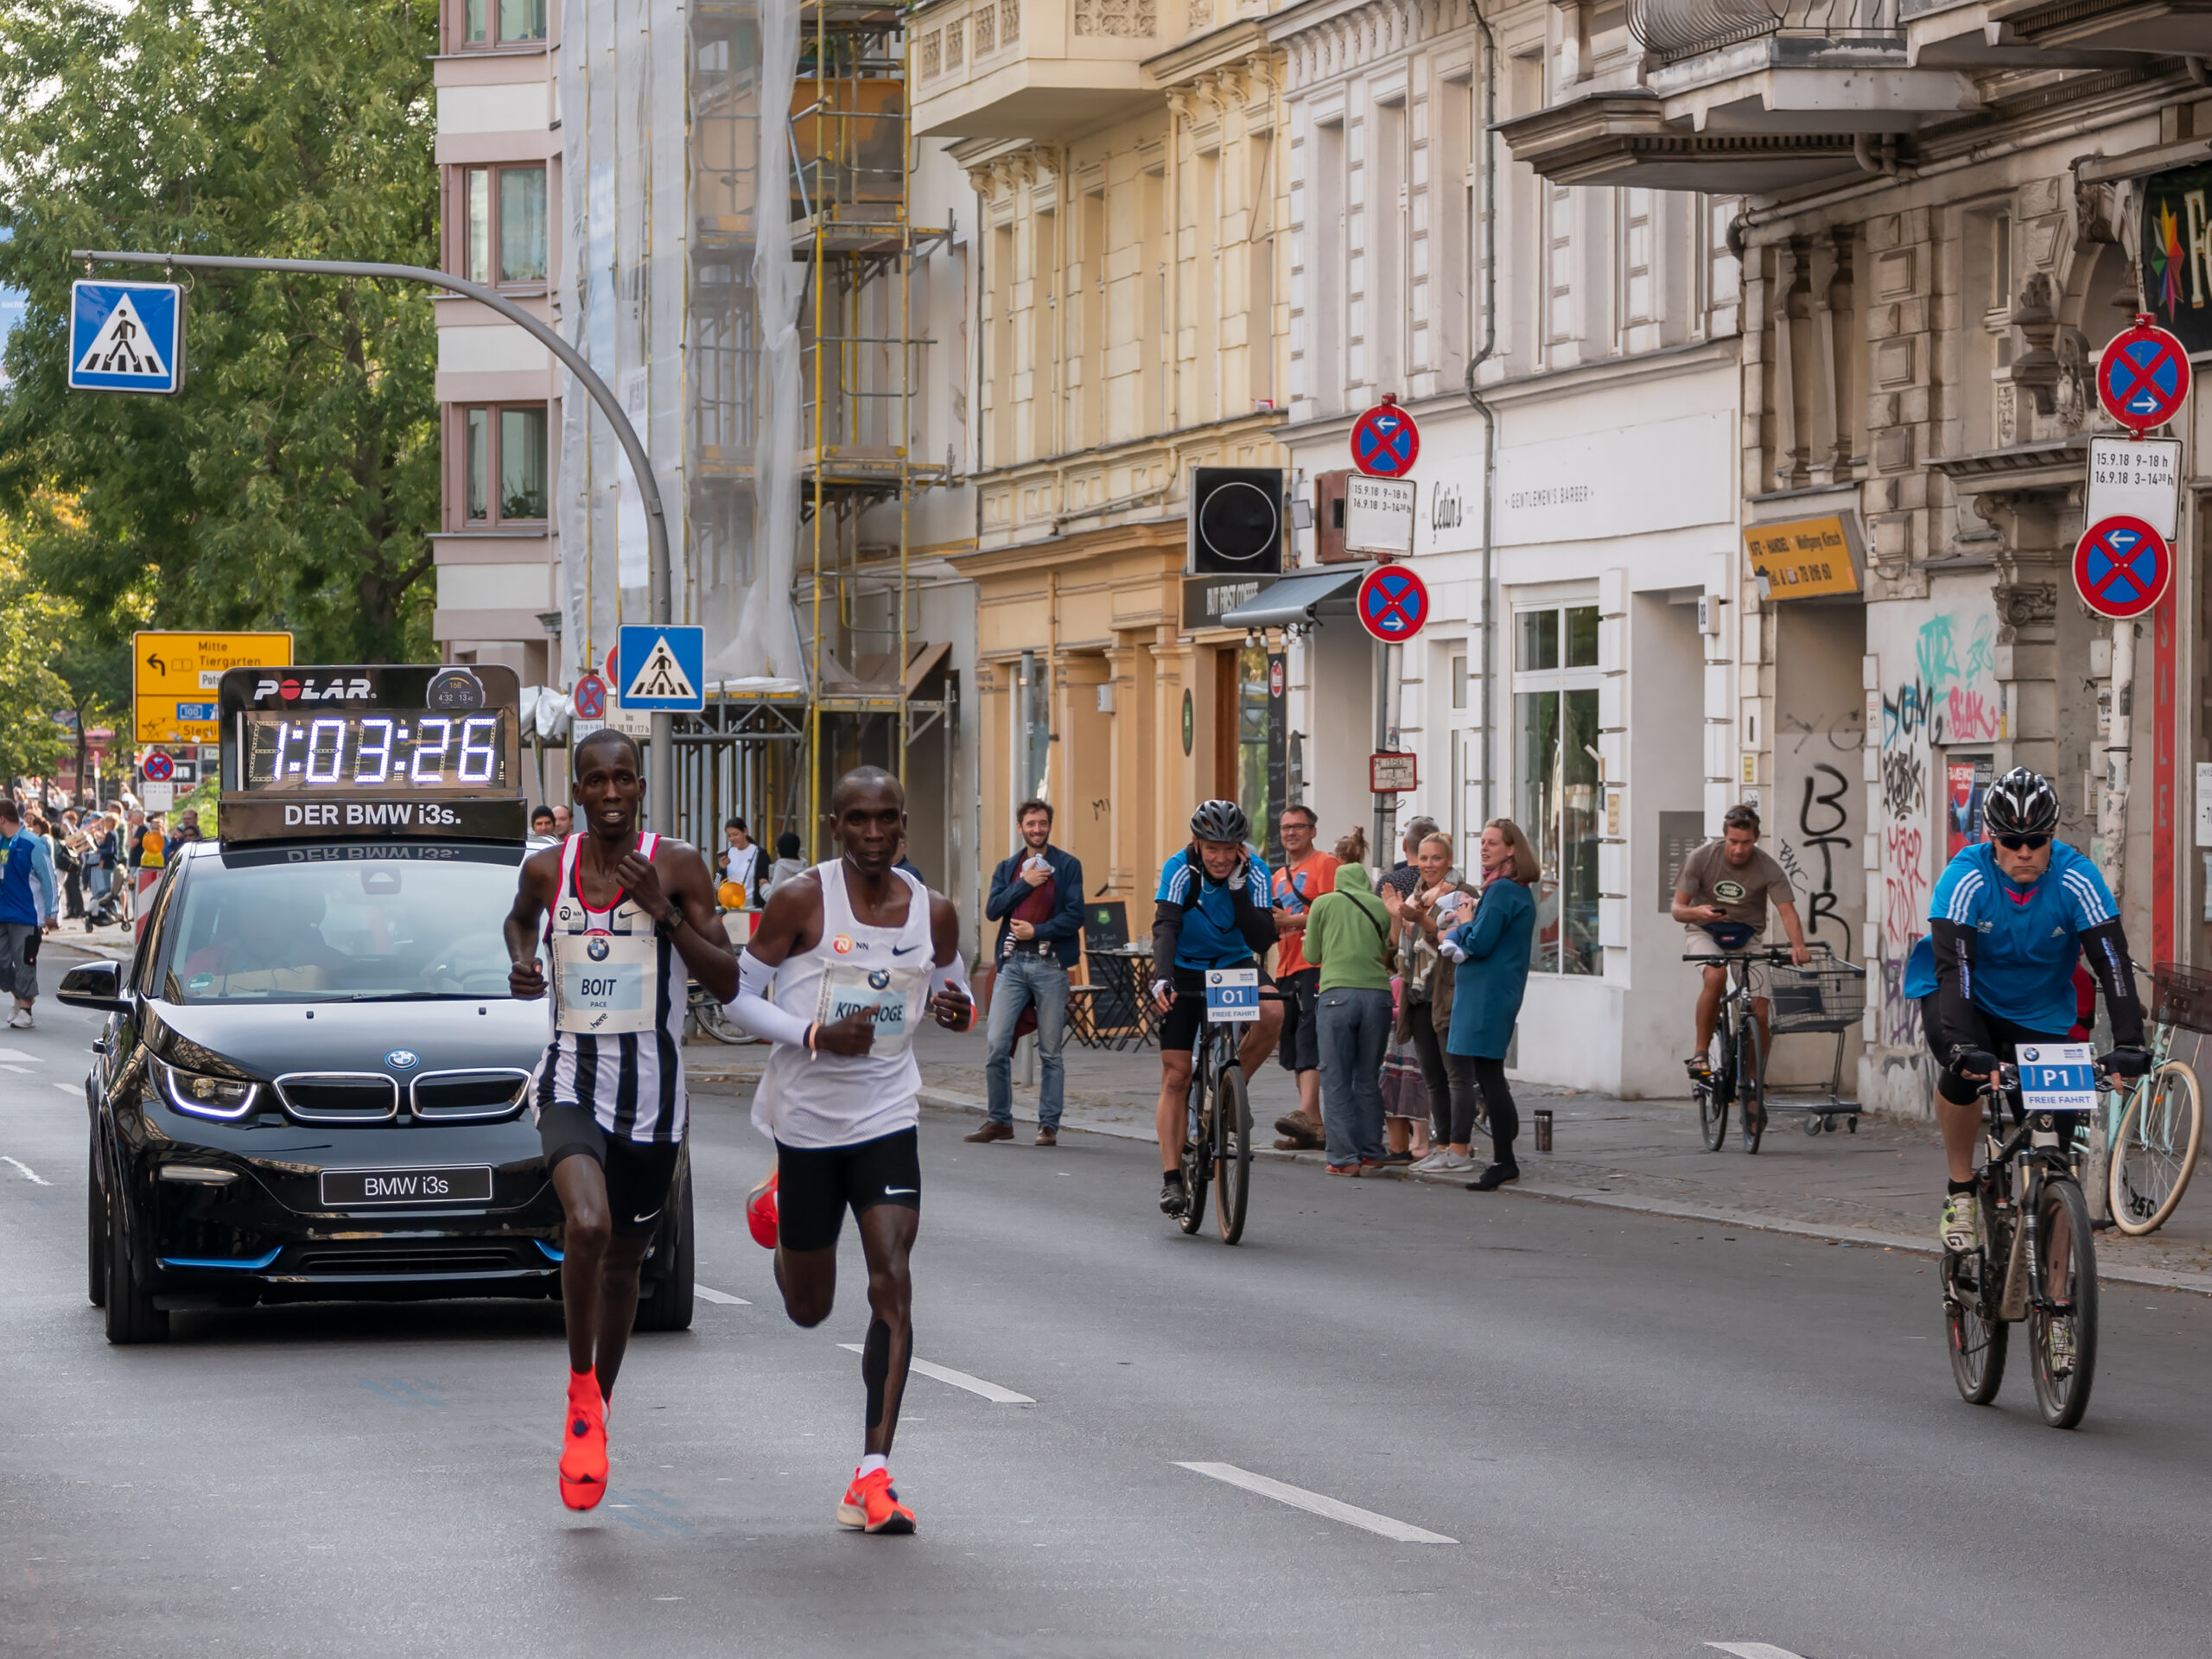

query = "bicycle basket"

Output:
[[1767, 953, 1868, 1035], [2153, 962, 2212, 1034]]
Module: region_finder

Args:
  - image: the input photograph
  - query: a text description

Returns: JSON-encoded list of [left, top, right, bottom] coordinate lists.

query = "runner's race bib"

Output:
[[2017, 1042, 2099, 1113], [552, 928, 659, 1035], [1205, 967, 1262, 1024], [815, 961, 928, 1058]]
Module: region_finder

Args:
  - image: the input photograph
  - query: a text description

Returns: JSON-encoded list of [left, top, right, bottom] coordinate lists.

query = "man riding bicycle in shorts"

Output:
[[1911, 767, 2149, 1254], [1673, 803, 1811, 1127], [1151, 800, 1284, 1217]]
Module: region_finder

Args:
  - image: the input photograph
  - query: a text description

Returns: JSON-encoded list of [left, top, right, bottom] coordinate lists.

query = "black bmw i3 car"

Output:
[[64, 664, 694, 1343]]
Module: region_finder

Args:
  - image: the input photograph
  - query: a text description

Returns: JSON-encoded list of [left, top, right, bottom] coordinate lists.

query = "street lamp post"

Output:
[[69, 249, 677, 833]]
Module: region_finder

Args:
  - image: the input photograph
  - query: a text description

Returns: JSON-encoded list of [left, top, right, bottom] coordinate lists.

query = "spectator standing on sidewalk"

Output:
[[766, 830, 807, 893], [1383, 831, 1484, 1173], [0, 798, 60, 1030], [1267, 804, 1338, 1151], [56, 810, 84, 921], [1439, 819, 1541, 1191], [720, 817, 765, 908], [971, 800, 1084, 1147], [551, 803, 573, 836], [1302, 830, 1395, 1175]]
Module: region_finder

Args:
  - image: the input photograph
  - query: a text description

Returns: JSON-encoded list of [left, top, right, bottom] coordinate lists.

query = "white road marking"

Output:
[[836, 1344, 1034, 1404], [1707, 1644, 1811, 1659], [0, 1064, 33, 1075], [695, 1286, 750, 1306], [2, 1157, 52, 1186], [53, 1084, 79, 1096], [1173, 1462, 1458, 1545], [0, 1047, 36, 1062]]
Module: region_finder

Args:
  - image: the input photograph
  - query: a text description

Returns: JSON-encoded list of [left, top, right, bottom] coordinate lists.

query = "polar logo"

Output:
[[251, 677, 372, 703]]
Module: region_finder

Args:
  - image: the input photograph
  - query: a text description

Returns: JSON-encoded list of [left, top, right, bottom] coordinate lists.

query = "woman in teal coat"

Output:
[[1439, 819, 1540, 1191]]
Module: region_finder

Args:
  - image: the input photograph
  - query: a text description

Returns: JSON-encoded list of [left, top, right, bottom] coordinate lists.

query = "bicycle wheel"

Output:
[[1214, 1059, 1252, 1245], [2110, 1059, 2203, 1236], [1944, 1208, 2008, 1407], [690, 992, 756, 1046], [1698, 1028, 1730, 1152], [1737, 1016, 1766, 1154], [1178, 1065, 1211, 1236], [2029, 1175, 2098, 1430]]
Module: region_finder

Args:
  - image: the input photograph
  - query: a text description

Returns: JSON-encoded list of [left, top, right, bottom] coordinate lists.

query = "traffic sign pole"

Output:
[[74, 248, 677, 830]]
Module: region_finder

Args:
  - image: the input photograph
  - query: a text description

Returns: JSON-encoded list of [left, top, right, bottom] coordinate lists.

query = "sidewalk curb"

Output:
[[915, 1090, 2212, 1300]]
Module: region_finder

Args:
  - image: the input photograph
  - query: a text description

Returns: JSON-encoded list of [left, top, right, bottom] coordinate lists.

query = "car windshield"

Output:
[[160, 850, 523, 1003]]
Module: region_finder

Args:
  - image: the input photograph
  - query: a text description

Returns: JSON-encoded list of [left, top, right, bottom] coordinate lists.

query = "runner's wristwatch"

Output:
[[652, 908, 683, 942]]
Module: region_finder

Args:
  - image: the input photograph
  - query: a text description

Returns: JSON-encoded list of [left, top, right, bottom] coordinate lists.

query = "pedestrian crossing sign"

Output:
[[69, 280, 186, 395], [616, 624, 705, 712]]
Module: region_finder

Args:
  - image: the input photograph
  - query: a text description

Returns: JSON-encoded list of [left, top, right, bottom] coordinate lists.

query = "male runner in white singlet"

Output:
[[725, 767, 975, 1535], [504, 729, 735, 1510]]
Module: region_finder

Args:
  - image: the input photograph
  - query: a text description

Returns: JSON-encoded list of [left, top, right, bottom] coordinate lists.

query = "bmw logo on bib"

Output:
[[587, 936, 611, 962], [869, 969, 891, 990], [385, 1050, 419, 1070]]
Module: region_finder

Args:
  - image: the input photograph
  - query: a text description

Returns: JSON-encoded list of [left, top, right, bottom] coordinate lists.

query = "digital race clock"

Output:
[[241, 711, 512, 791]]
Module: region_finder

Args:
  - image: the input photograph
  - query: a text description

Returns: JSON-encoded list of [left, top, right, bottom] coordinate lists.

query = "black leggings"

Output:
[[1407, 1013, 1484, 1145], [1920, 993, 2070, 1109], [1470, 1056, 1518, 1167]]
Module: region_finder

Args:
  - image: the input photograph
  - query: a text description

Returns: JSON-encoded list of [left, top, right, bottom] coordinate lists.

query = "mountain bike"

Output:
[[1177, 999, 1253, 1245], [1943, 1052, 2101, 1429], [2106, 963, 2207, 1235], [1683, 944, 1790, 1154]]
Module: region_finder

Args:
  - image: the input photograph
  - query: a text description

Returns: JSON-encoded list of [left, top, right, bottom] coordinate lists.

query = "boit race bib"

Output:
[[814, 960, 929, 1058], [553, 928, 660, 1035]]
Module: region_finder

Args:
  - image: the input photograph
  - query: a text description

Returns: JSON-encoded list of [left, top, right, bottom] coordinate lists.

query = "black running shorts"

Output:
[[538, 1103, 683, 1237], [774, 1128, 922, 1254]]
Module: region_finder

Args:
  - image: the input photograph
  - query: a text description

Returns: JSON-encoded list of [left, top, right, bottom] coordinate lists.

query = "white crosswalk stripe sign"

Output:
[[76, 294, 169, 381], [624, 634, 697, 702]]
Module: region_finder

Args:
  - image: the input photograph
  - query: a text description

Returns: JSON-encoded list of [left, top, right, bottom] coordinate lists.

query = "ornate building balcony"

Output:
[[911, 0, 1173, 139]]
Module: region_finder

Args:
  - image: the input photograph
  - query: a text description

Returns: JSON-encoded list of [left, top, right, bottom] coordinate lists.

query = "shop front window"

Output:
[[1514, 604, 1601, 976], [1236, 645, 1275, 855]]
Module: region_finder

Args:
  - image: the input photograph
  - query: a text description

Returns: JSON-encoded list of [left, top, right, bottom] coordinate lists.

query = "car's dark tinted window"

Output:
[[160, 849, 524, 1002]]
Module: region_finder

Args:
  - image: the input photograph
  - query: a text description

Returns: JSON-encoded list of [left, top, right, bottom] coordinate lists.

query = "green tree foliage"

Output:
[[0, 514, 75, 782], [0, 0, 441, 664]]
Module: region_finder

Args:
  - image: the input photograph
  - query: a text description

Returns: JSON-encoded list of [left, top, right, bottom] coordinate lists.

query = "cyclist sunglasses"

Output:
[[1994, 834, 2050, 852]]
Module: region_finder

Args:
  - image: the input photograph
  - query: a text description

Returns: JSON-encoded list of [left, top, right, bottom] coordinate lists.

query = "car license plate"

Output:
[[320, 1166, 493, 1206]]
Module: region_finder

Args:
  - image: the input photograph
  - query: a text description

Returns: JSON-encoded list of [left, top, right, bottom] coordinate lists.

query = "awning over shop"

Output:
[[1217, 564, 1370, 629]]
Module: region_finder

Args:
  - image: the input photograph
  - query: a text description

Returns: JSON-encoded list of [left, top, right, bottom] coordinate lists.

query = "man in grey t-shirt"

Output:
[[1671, 803, 1809, 1088]]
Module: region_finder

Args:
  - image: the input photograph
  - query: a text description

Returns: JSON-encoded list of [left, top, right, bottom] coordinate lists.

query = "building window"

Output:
[[1619, 187, 1652, 331], [456, 165, 548, 285], [1545, 185, 1573, 345], [1514, 603, 1601, 976], [461, 404, 550, 525], [460, 0, 546, 48]]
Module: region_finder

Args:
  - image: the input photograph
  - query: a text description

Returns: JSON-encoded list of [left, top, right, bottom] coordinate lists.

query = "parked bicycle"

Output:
[[1944, 1048, 2101, 1429], [1176, 978, 1254, 1244], [687, 979, 755, 1045], [2105, 963, 2208, 1236], [1682, 944, 1793, 1154]]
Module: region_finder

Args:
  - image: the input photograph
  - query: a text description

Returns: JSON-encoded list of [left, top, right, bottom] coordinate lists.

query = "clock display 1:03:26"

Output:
[[251, 714, 506, 787]]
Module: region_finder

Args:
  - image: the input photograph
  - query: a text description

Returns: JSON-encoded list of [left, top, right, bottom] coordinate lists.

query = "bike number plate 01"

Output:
[[2018, 1042, 2099, 1112], [1205, 968, 1262, 1024]]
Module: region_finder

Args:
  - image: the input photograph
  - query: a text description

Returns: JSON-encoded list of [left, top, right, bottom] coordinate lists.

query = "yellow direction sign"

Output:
[[133, 630, 293, 744]]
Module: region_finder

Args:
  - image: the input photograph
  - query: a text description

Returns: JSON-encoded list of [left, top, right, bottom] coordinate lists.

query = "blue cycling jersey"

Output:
[[1924, 839, 2116, 1033], [1155, 847, 1271, 970]]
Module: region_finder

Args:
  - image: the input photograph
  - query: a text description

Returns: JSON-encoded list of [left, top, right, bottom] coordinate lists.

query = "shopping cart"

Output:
[[1765, 944, 1870, 1135]]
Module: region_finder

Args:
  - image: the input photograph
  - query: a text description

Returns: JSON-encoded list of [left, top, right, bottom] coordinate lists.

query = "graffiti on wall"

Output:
[[1876, 608, 1999, 1051], [1774, 762, 1853, 947]]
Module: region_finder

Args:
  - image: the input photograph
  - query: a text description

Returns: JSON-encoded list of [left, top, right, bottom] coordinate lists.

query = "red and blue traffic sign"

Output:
[[2097, 318, 2190, 434], [1351, 400, 1420, 479], [571, 674, 607, 721], [2073, 514, 2171, 620], [1357, 563, 1431, 643], [141, 752, 175, 783]]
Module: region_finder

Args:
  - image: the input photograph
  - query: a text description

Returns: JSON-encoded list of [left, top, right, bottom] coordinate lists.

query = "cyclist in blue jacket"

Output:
[[1917, 768, 2149, 1253]]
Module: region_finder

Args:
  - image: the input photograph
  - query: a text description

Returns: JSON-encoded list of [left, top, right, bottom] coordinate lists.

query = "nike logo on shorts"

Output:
[[883, 1186, 918, 1197], [632, 1210, 662, 1225]]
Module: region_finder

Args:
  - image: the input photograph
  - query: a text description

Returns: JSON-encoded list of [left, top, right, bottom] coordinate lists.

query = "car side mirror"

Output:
[[57, 960, 131, 1014]]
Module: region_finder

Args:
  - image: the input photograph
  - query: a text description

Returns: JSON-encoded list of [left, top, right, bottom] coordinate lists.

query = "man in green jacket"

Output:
[[1301, 858, 1395, 1174]]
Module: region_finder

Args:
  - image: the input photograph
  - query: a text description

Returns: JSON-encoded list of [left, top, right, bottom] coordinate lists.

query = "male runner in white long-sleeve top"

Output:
[[722, 766, 975, 1534]]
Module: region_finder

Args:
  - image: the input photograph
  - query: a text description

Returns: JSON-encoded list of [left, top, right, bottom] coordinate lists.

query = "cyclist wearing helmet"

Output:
[[1916, 766, 2151, 1253], [1149, 800, 1285, 1216]]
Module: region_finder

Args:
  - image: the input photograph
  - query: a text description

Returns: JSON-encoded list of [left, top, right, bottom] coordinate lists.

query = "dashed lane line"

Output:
[[2, 1157, 52, 1186], [0, 1047, 37, 1062], [52, 1084, 78, 1096], [1173, 1462, 1458, 1546], [1707, 1644, 1811, 1659], [0, 1064, 34, 1075], [695, 1286, 750, 1306], [836, 1344, 1035, 1404]]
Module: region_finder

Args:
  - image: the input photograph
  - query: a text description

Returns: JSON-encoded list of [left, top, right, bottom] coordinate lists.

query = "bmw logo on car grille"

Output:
[[385, 1050, 420, 1070]]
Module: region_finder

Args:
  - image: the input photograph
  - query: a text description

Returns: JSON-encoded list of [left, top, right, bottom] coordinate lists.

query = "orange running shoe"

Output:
[[746, 1167, 779, 1249], [558, 1369, 608, 1510], [836, 1467, 915, 1535]]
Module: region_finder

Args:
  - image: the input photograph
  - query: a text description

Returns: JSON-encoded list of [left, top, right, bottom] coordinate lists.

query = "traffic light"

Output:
[[1186, 467, 1285, 575]]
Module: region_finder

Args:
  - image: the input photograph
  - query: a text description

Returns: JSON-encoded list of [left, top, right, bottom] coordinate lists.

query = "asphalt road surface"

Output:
[[7, 961, 2212, 1657]]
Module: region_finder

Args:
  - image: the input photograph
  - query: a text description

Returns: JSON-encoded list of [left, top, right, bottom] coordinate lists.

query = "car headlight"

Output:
[[156, 1059, 261, 1122]]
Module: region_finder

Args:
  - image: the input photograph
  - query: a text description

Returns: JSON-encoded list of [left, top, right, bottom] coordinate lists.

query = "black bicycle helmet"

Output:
[[1982, 766, 2060, 838], [1189, 798, 1250, 844]]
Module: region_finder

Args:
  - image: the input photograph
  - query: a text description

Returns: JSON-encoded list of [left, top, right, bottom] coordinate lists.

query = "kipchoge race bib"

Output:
[[814, 960, 928, 1058], [553, 928, 659, 1035]]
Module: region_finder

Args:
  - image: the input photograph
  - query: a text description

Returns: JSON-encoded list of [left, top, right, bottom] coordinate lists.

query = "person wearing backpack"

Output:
[[1300, 830, 1395, 1175]]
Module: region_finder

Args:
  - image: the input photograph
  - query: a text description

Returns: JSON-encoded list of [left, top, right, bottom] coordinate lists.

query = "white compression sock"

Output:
[[856, 1452, 889, 1478]]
